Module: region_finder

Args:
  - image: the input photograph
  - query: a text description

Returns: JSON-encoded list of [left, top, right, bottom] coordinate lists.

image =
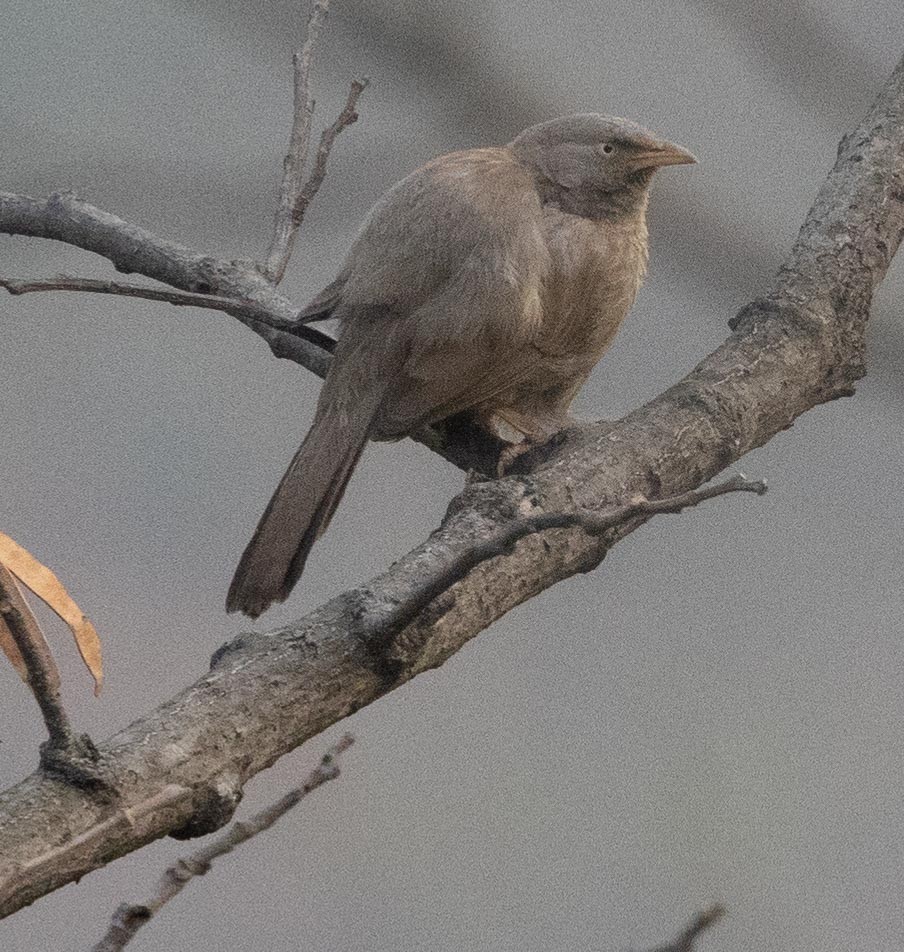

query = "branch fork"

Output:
[[262, 0, 368, 283]]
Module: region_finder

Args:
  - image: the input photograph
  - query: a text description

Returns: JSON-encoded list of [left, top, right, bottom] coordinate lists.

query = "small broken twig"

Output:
[[647, 904, 726, 952], [91, 734, 354, 952], [263, 0, 367, 283], [365, 474, 767, 643]]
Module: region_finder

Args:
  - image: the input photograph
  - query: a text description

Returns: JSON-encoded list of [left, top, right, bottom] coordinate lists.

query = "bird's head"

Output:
[[509, 114, 696, 214]]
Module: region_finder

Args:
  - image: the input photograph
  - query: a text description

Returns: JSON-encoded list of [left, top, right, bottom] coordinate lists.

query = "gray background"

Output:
[[2, 1, 903, 949]]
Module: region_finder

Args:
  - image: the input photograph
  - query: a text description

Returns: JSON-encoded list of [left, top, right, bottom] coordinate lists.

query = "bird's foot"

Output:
[[496, 439, 536, 477]]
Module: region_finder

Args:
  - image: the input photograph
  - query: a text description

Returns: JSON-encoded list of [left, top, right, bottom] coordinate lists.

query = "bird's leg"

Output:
[[473, 411, 532, 477], [464, 467, 493, 486], [476, 410, 585, 477], [496, 439, 535, 477], [495, 415, 593, 477]]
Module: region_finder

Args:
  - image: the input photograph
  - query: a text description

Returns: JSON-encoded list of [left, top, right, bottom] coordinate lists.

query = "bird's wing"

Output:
[[300, 149, 536, 327], [340, 149, 544, 313], [336, 148, 550, 435], [377, 348, 543, 439], [372, 261, 546, 437]]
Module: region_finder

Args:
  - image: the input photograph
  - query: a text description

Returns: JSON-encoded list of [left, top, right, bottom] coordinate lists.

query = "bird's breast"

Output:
[[535, 211, 648, 364]]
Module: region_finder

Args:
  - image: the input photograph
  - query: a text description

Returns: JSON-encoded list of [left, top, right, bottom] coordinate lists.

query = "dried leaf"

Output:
[[0, 532, 103, 694]]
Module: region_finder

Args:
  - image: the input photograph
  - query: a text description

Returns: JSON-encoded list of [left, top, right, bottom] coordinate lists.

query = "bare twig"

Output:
[[363, 475, 767, 642], [263, 0, 367, 283], [92, 735, 354, 952], [0, 563, 71, 749], [1, 276, 296, 328], [0, 274, 337, 369], [264, 0, 330, 281], [647, 905, 726, 952], [281, 77, 368, 250]]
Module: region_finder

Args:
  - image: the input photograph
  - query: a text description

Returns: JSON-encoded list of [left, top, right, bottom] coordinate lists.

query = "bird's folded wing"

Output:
[[325, 149, 545, 316]]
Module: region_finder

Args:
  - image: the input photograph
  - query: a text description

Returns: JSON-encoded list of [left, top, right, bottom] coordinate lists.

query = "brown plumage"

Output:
[[227, 114, 696, 617]]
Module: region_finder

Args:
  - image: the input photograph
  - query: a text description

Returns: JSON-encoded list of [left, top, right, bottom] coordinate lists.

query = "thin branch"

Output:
[[1, 276, 295, 329], [0, 191, 266, 299], [243, 317, 336, 373], [283, 77, 368, 242], [0, 563, 71, 749], [0, 274, 337, 369], [647, 905, 726, 952], [92, 735, 354, 952], [0, 194, 497, 467], [263, 0, 329, 282], [263, 0, 367, 283], [362, 474, 767, 641]]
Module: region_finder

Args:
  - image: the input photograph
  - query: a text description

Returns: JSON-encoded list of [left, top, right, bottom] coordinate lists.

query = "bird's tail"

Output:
[[226, 397, 375, 618]]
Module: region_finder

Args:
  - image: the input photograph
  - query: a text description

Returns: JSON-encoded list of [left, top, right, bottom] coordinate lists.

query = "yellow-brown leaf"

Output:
[[0, 532, 103, 694]]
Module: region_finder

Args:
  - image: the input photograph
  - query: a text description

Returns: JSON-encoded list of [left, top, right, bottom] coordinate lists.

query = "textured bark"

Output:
[[0, 55, 902, 920]]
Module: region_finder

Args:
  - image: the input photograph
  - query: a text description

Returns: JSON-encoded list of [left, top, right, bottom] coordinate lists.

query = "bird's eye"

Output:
[[601, 143, 614, 155]]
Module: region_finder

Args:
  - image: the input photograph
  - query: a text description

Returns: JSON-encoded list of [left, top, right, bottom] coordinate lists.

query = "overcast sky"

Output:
[[2, 1, 903, 950]]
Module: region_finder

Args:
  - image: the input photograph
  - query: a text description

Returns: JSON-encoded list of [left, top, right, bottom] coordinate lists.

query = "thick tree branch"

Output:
[[0, 51, 902, 921]]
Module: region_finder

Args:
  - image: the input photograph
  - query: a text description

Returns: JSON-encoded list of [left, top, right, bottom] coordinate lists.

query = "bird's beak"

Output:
[[627, 142, 697, 170]]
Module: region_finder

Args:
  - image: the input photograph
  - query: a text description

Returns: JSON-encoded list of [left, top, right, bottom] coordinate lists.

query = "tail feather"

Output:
[[226, 403, 371, 618], [282, 436, 366, 596]]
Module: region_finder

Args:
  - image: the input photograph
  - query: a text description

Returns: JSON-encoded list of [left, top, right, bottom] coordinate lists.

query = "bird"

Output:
[[227, 114, 696, 618]]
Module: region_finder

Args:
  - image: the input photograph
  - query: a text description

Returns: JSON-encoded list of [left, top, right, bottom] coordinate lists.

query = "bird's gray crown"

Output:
[[509, 114, 659, 150]]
